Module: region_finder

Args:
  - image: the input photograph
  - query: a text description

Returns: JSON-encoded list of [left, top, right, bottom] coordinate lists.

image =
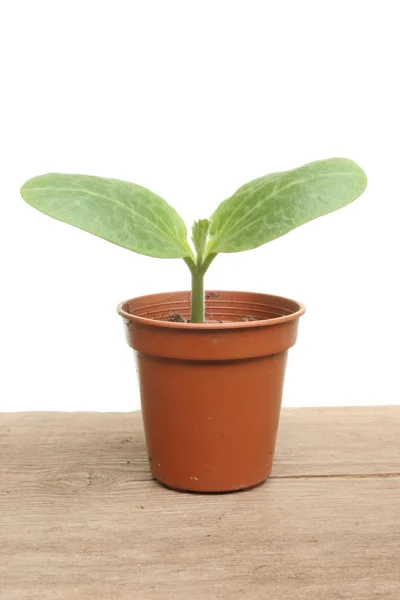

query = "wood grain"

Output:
[[1, 408, 399, 599]]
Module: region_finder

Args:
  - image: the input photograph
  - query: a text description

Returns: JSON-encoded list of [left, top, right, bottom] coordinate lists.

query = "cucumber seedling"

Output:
[[21, 158, 367, 323]]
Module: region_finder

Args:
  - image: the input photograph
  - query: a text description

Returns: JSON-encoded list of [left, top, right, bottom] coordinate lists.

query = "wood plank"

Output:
[[1, 477, 399, 599], [274, 406, 400, 476], [0, 407, 399, 478], [1, 408, 399, 599]]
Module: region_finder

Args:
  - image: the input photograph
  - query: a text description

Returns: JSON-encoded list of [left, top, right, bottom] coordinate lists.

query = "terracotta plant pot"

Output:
[[118, 290, 305, 493]]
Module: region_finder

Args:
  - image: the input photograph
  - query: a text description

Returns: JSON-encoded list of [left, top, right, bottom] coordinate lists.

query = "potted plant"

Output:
[[21, 158, 367, 492]]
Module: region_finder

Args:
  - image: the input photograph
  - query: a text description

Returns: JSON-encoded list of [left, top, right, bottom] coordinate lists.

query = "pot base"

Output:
[[139, 351, 285, 493], [152, 474, 269, 494]]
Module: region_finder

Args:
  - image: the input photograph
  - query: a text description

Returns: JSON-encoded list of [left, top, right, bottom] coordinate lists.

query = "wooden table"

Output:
[[1, 408, 399, 599]]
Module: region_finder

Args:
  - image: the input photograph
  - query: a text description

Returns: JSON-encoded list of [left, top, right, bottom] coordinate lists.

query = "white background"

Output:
[[1, 1, 399, 411]]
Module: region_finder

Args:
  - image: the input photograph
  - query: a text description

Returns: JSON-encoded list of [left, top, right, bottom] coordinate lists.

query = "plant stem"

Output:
[[184, 252, 217, 324], [191, 268, 205, 324]]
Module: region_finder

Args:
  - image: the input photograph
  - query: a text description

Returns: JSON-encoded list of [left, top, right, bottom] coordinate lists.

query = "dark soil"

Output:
[[206, 291, 220, 299], [167, 312, 186, 323], [166, 312, 259, 324]]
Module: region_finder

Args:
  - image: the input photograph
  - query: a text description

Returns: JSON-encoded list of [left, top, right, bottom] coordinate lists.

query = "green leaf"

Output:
[[20, 174, 193, 259], [191, 219, 210, 264], [207, 158, 367, 254]]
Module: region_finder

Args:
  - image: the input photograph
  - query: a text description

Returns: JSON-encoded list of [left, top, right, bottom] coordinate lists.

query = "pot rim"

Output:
[[117, 290, 306, 330]]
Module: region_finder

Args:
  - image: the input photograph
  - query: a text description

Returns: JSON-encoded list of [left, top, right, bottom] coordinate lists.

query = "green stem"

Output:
[[201, 252, 217, 274], [191, 268, 205, 323], [184, 252, 217, 324]]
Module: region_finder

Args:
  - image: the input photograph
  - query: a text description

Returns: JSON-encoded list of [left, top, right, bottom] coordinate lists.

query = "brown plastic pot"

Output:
[[118, 290, 305, 493]]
